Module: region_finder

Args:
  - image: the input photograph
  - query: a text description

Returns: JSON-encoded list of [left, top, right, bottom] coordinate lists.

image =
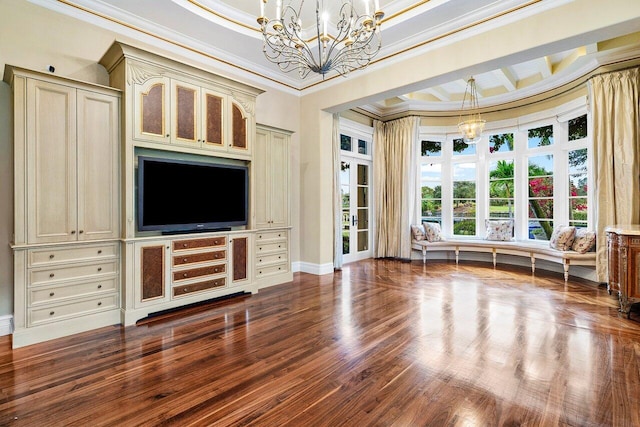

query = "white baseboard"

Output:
[[296, 261, 334, 275], [0, 315, 14, 337]]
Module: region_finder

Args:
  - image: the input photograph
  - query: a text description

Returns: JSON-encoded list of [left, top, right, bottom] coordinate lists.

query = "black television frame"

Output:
[[136, 156, 249, 234]]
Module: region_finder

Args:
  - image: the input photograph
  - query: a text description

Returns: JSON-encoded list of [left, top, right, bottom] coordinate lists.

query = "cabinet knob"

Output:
[[183, 243, 188, 247], [49, 292, 55, 297], [98, 284, 102, 289], [98, 267, 102, 272], [49, 254, 55, 259], [79, 230, 84, 234], [214, 268, 219, 273], [71, 230, 76, 234], [184, 288, 188, 292], [166, 134, 170, 137], [49, 311, 55, 316], [98, 250, 102, 254], [183, 273, 188, 277], [98, 302, 102, 306], [183, 258, 188, 262], [49, 273, 55, 278]]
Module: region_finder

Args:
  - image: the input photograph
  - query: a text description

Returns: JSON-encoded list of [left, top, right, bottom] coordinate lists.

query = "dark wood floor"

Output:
[[1, 259, 640, 426]]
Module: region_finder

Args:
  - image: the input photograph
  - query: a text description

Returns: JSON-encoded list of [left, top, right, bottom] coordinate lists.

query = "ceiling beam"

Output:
[[537, 56, 553, 78], [493, 67, 517, 92]]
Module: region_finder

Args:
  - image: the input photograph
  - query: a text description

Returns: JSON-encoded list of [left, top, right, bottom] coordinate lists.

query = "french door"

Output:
[[340, 158, 372, 263]]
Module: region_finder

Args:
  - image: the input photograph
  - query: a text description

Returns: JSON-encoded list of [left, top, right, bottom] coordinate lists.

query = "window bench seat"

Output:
[[411, 239, 596, 281]]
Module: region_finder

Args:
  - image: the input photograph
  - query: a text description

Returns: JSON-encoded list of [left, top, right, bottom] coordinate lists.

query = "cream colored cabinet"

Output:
[[131, 72, 250, 156], [22, 77, 119, 244], [6, 66, 122, 348], [255, 125, 291, 229], [131, 233, 255, 322]]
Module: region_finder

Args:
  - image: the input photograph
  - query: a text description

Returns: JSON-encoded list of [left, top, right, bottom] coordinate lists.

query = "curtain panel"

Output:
[[373, 117, 420, 259], [589, 67, 640, 282]]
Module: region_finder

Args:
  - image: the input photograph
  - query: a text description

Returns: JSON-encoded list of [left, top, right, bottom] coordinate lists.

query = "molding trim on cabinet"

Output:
[[0, 315, 13, 337], [127, 64, 164, 85]]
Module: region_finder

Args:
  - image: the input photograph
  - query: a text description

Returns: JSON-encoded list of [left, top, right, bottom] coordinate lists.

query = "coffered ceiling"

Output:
[[31, 0, 640, 117]]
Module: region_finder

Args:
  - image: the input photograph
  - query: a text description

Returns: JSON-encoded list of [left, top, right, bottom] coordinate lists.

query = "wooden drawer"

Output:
[[29, 243, 118, 267], [256, 230, 287, 242], [29, 294, 119, 326], [256, 263, 289, 277], [172, 250, 226, 267], [172, 263, 225, 282], [257, 241, 287, 254], [173, 237, 226, 252], [30, 277, 118, 305], [257, 252, 288, 266], [29, 261, 118, 286], [172, 277, 226, 297]]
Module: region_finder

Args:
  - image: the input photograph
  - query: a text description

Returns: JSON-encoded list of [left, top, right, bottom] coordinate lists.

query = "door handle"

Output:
[[352, 215, 358, 226]]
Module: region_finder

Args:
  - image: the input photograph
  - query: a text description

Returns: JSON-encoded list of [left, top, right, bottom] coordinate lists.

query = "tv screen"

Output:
[[137, 156, 248, 233]]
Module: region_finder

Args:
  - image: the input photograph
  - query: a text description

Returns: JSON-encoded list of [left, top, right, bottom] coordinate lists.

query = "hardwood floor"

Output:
[[1, 259, 640, 426]]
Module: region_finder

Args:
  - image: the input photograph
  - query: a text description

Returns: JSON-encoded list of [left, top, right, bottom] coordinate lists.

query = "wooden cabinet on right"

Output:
[[606, 225, 640, 317]]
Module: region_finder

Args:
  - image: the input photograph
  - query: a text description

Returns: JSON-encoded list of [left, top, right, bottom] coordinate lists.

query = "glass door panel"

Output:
[[342, 160, 372, 263]]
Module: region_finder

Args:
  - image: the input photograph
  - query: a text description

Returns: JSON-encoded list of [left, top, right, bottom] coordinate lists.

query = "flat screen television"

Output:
[[137, 156, 248, 233]]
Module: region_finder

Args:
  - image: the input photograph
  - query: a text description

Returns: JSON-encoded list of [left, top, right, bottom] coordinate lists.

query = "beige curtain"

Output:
[[589, 67, 640, 282], [373, 116, 420, 259], [332, 113, 343, 270]]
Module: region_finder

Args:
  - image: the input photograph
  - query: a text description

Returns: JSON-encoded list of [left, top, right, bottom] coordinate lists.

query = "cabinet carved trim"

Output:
[[127, 64, 163, 85]]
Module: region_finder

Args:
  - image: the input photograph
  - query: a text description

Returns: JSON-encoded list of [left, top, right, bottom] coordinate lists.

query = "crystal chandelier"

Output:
[[257, 0, 384, 78], [458, 77, 486, 143]]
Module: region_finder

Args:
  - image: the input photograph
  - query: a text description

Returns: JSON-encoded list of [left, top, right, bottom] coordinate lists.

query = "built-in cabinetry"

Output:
[[5, 66, 121, 348], [126, 233, 251, 322], [606, 225, 640, 317], [254, 125, 293, 287], [100, 43, 265, 326]]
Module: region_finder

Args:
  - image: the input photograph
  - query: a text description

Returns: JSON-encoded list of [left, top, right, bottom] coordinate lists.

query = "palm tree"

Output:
[[489, 160, 514, 217]]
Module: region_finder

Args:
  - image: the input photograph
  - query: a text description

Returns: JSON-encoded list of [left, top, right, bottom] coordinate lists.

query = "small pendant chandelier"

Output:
[[257, 0, 384, 79], [458, 77, 486, 143]]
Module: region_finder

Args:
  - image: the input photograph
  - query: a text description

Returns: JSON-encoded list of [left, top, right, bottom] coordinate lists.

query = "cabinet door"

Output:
[[269, 131, 289, 228], [133, 77, 170, 143], [77, 90, 120, 241], [230, 102, 249, 155], [135, 241, 170, 306], [201, 88, 225, 151], [230, 235, 250, 286], [26, 79, 77, 244], [171, 80, 200, 147], [254, 128, 270, 229]]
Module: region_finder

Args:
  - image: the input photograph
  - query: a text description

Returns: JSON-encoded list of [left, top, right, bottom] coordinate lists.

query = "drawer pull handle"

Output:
[[278, 256, 281, 259], [49, 273, 55, 278], [259, 247, 262, 251], [98, 250, 102, 254], [278, 234, 281, 237], [98, 268, 102, 272], [79, 230, 84, 234], [259, 235, 262, 239], [259, 259, 262, 262], [183, 258, 188, 262], [184, 288, 188, 292], [278, 245, 281, 248], [49, 311, 55, 316], [49, 292, 55, 297], [98, 302, 102, 306], [183, 273, 188, 277], [71, 230, 76, 234], [49, 254, 55, 259], [98, 284, 102, 289], [183, 243, 188, 247]]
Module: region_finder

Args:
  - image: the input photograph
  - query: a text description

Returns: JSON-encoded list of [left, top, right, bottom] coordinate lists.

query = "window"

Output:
[[453, 163, 476, 235], [528, 154, 554, 240], [417, 102, 591, 241], [340, 134, 352, 151], [489, 159, 515, 219], [421, 163, 442, 225]]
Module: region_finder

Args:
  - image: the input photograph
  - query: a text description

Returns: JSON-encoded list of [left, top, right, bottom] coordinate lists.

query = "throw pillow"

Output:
[[423, 222, 443, 242], [572, 229, 596, 253], [549, 225, 576, 251], [411, 224, 426, 241], [485, 219, 514, 241]]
